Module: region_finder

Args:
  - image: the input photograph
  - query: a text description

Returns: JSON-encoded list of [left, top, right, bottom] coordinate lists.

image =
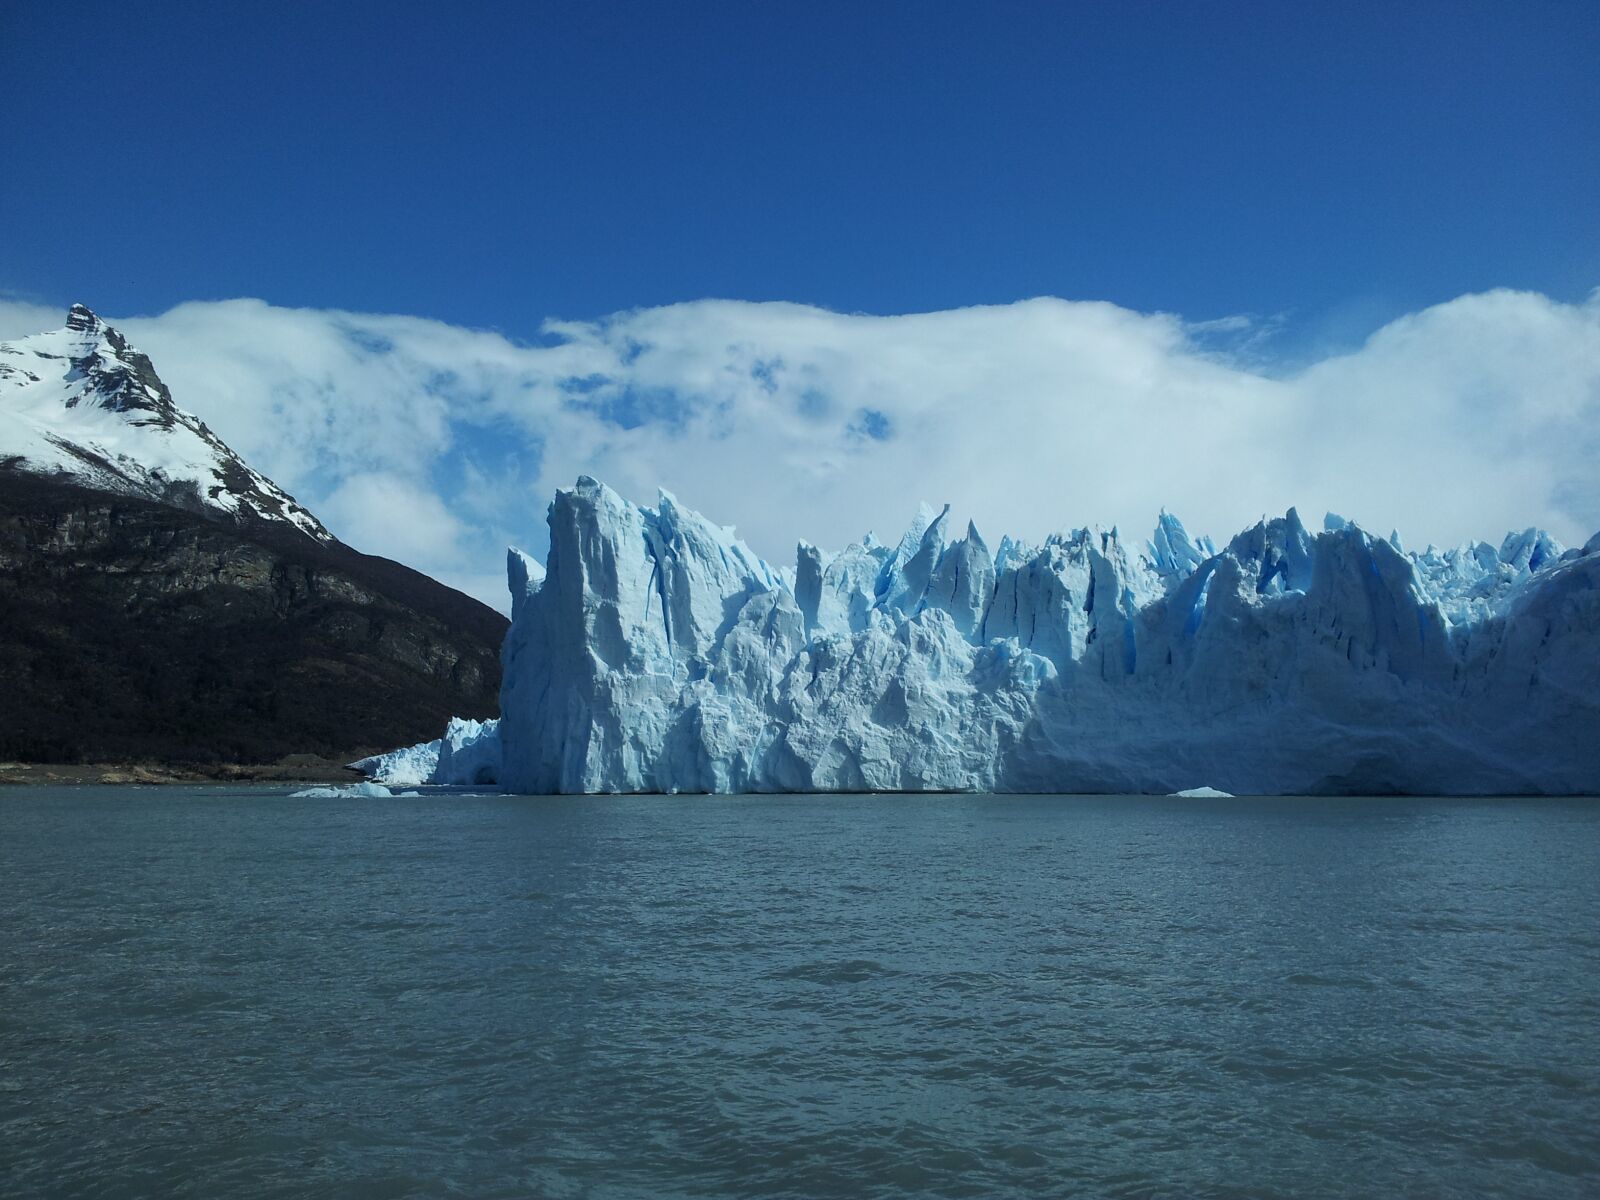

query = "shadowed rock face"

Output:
[[0, 472, 505, 767]]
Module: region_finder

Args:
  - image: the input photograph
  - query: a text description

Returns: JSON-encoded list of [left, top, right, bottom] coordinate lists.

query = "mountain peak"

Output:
[[65, 304, 103, 334], [0, 312, 334, 543]]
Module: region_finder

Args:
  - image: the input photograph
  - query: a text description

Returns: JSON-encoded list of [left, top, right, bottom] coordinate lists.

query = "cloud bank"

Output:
[[2, 290, 1596, 611]]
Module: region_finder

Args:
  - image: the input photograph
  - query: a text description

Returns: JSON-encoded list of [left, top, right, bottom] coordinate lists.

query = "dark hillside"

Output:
[[0, 472, 506, 766]]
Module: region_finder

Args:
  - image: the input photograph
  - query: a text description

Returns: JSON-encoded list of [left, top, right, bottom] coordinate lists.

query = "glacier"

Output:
[[367, 476, 1600, 796], [350, 717, 502, 787]]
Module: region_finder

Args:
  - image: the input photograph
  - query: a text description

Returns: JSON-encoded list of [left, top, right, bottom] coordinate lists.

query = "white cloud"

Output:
[[2, 288, 1596, 612], [0, 298, 66, 340], [318, 470, 466, 563]]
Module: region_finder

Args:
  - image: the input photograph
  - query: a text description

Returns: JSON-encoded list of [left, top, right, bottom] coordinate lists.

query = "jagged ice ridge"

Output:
[[352, 717, 502, 787], [362, 477, 1600, 795]]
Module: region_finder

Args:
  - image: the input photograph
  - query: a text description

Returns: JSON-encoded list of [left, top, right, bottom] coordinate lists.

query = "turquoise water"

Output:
[[2, 788, 1598, 1199]]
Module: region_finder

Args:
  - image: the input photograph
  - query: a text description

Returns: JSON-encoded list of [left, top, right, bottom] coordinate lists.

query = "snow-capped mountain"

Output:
[[0, 306, 507, 770], [368, 477, 1600, 795], [0, 304, 330, 540]]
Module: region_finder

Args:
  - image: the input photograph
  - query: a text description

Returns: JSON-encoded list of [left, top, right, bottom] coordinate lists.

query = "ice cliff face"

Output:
[[0, 306, 330, 540], [351, 717, 502, 787], [414, 477, 1600, 795]]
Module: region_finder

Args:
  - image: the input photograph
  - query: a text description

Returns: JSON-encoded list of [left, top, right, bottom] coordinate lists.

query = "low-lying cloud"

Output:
[[2, 289, 1596, 611]]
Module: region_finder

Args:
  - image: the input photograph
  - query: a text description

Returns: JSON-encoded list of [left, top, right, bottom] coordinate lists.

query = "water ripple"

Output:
[[2, 788, 1598, 1199]]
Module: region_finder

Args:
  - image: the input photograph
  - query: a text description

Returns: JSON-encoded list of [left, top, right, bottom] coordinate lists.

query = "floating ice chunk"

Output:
[[291, 782, 394, 798], [1170, 786, 1234, 798]]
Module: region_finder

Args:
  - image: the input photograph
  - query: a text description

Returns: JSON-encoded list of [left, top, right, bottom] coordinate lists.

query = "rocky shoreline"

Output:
[[0, 755, 365, 787]]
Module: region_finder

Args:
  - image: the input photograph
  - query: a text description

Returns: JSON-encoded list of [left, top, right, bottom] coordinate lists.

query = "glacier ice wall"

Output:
[[480, 476, 1599, 795]]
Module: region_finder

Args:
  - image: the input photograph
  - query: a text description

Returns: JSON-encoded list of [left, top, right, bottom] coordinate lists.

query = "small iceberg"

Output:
[[1169, 786, 1234, 798], [290, 782, 396, 799]]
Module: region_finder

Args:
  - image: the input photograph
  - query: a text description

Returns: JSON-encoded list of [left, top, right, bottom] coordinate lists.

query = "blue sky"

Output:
[[2, 3, 1597, 608], [4, 1, 1596, 336]]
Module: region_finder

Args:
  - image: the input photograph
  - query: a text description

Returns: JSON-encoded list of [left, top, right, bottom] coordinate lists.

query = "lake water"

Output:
[[2, 788, 1598, 1199]]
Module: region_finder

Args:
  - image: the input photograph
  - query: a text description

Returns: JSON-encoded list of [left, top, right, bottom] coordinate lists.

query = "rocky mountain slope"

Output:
[[0, 307, 505, 769]]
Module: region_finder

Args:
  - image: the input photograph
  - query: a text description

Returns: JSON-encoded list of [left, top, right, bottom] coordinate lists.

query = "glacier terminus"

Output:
[[359, 477, 1600, 796]]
